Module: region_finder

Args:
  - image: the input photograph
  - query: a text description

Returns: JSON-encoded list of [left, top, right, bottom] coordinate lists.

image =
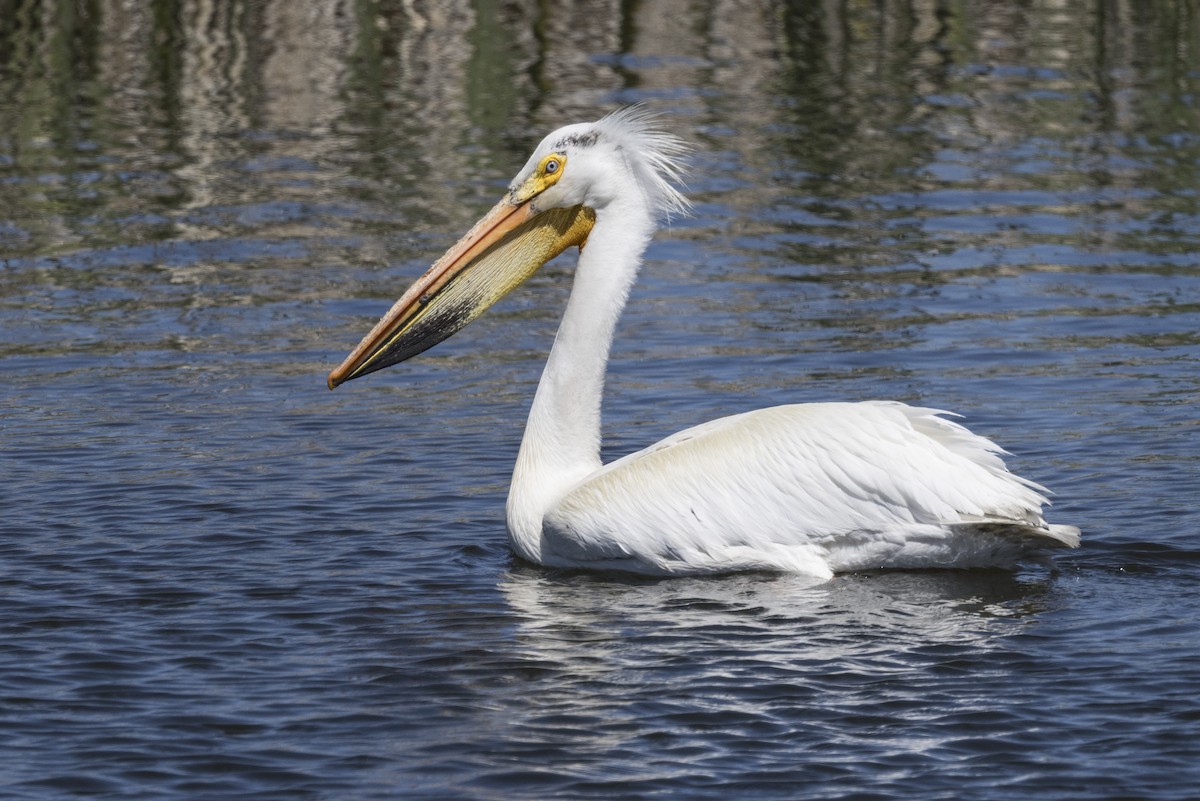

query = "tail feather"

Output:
[[1046, 524, 1082, 549], [953, 518, 1082, 550]]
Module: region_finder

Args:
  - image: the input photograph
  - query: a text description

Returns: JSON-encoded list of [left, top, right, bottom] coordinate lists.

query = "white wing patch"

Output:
[[540, 402, 1075, 576]]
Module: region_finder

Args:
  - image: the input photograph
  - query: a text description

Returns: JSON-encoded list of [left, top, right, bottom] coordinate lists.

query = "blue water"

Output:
[[3, 2, 1200, 799]]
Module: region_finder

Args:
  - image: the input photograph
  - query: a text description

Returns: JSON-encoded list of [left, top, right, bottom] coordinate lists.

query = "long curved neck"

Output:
[[506, 200, 656, 562]]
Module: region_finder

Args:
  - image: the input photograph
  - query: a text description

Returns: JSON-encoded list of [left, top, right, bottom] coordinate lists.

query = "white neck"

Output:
[[506, 199, 656, 562]]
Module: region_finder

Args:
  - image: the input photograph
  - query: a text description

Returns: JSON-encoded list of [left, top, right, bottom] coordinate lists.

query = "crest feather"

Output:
[[593, 106, 692, 220]]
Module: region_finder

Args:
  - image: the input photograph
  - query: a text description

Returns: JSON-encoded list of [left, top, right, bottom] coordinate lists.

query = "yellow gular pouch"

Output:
[[359, 203, 596, 374], [424, 202, 593, 330]]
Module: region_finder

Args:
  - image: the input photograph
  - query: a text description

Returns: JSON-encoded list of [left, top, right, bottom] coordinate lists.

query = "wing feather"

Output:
[[541, 401, 1073, 575]]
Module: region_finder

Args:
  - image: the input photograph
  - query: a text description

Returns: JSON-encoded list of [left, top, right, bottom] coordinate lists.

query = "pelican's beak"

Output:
[[328, 197, 595, 389]]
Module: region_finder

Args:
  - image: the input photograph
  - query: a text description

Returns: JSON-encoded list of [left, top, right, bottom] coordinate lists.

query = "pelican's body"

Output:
[[511, 402, 1077, 578], [329, 108, 1079, 579]]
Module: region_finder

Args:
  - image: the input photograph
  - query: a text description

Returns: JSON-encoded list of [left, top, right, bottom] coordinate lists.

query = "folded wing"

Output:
[[542, 401, 1078, 576]]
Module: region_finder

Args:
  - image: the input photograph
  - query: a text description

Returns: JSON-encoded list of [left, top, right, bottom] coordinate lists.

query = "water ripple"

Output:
[[4, 2, 1200, 799]]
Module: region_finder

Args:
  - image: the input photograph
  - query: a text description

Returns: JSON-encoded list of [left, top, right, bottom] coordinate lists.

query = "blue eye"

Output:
[[545, 159, 559, 174]]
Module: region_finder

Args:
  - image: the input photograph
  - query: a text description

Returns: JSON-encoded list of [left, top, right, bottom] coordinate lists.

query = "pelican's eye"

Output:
[[538, 154, 566, 186]]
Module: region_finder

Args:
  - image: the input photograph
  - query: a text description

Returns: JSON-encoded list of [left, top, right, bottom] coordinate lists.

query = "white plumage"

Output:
[[525, 402, 1078, 577], [331, 107, 1080, 579]]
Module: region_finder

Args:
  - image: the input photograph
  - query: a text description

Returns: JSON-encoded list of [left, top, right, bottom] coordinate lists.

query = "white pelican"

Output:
[[329, 108, 1080, 579]]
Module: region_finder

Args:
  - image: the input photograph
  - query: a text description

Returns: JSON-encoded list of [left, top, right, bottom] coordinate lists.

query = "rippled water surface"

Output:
[[3, 2, 1200, 799]]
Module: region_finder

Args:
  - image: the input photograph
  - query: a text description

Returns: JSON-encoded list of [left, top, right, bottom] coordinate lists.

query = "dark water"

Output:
[[3, 1, 1200, 799]]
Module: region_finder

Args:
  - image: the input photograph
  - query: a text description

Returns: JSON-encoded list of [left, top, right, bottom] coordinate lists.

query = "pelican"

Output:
[[328, 108, 1079, 579]]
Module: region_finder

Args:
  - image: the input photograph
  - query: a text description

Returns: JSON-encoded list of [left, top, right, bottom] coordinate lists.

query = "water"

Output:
[[2, 1, 1199, 798]]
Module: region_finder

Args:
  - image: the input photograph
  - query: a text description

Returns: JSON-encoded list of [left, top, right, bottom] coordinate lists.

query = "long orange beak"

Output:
[[328, 197, 595, 389]]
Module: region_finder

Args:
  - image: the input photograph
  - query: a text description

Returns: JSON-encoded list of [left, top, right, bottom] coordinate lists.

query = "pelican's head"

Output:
[[327, 107, 688, 389]]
